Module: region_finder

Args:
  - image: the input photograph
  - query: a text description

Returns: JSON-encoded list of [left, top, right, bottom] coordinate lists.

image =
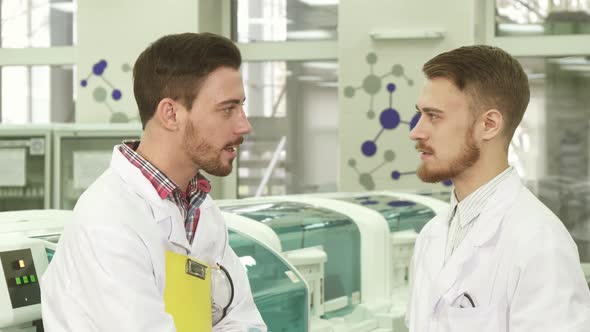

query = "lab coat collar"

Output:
[[426, 168, 522, 313], [109, 146, 191, 252]]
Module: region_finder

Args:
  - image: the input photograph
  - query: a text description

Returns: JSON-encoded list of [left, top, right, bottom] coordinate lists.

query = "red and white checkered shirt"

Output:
[[119, 141, 211, 245]]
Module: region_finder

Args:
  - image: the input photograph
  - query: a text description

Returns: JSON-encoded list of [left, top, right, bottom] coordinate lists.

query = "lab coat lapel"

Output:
[[420, 214, 449, 314], [154, 204, 191, 253], [423, 215, 448, 281], [428, 170, 523, 313], [109, 146, 191, 253]]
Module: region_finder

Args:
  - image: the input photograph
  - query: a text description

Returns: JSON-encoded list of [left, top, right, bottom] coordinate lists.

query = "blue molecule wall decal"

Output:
[[344, 53, 451, 190], [80, 60, 138, 123]]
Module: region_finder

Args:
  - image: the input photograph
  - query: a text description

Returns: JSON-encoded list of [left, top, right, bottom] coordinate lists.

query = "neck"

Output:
[[136, 130, 198, 192], [452, 148, 509, 202]]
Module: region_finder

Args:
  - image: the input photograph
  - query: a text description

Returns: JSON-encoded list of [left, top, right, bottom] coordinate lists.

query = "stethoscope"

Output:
[[451, 292, 476, 308], [211, 263, 235, 324]]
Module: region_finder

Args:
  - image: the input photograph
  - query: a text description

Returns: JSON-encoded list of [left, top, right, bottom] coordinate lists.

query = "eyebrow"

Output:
[[415, 105, 444, 114], [217, 98, 246, 107]]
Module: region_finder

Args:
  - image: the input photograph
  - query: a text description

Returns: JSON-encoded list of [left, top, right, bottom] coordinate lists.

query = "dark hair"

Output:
[[423, 45, 530, 141], [133, 32, 242, 128]]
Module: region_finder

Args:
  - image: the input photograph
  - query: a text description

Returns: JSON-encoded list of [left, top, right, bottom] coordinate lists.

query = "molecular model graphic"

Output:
[[80, 60, 138, 123], [344, 52, 452, 190]]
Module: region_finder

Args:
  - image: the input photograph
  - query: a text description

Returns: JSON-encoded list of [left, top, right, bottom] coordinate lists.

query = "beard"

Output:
[[182, 120, 238, 177], [416, 125, 480, 183]]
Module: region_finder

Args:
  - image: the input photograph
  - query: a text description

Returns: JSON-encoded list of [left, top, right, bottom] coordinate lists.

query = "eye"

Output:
[[428, 113, 439, 120]]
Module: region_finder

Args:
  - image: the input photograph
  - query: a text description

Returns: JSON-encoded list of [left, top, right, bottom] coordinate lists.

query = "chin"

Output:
[[205, 165, 233, 177], [417, 166, 453, 183]]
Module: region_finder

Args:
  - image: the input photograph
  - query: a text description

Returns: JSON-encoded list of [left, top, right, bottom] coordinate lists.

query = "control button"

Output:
[[18, 260, 25, 269], [30, 275, 36, 283], [22, 276, 29, 284], [15, 277, 22, 285]]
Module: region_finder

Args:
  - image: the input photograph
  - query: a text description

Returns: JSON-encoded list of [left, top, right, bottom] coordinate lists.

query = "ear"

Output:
[[154, 98, 180, 131], [480, 108, 503, 141]]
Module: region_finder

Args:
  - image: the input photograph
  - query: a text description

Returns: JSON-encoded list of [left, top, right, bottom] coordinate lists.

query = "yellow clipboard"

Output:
[[164, 251, 212, 332]]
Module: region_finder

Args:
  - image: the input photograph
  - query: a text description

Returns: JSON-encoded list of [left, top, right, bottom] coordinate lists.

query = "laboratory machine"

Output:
[[0, 210, 70, 332], [228, 228, 309, 332], [0, 125, 52, 212], [219, 196, 393, 332], [52, 124, 141, 209], [311, 191, 448, 331], [0, 209, 309, 332]]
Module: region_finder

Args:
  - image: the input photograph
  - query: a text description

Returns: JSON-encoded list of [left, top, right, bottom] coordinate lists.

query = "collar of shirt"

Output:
[[448, 166, 514, 228], [118, 140, 211, 202]]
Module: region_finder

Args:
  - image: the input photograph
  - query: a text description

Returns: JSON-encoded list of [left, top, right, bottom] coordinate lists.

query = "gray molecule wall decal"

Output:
[[344, 52, 452, 190]]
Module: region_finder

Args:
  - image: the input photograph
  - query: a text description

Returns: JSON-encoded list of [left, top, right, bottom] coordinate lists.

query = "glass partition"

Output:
[[53, 125, 141, 209], [229, 229, 308, 332], [0, 125, 51, 211], [222, 201, 361, 316]]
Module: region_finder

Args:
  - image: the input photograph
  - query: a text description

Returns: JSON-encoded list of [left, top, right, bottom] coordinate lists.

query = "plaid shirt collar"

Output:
[[118, 141, 211, 201]]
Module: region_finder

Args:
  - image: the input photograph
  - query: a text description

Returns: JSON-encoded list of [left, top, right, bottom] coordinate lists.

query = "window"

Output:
[[233, 0, 337, 43], [1, 64, 74, 123], [239, 60, 338, 197], [1, 0, 76, 48], [496, 0, 590, 37], [515, 56, 590, 264]]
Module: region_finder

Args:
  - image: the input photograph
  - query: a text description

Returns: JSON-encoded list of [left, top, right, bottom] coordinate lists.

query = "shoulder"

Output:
[[503, 186, 579, 263], [506, 186, 570, 239], [67, 168, 162, 252], [74, 168, 154, 225]]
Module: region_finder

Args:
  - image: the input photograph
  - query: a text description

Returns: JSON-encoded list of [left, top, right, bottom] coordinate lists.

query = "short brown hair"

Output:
[[423, 45, 529, 141], [133, 32, 242, 128]]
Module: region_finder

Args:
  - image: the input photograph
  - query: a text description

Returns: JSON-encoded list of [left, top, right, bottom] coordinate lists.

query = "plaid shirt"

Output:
[[119, 141, 211, 245]]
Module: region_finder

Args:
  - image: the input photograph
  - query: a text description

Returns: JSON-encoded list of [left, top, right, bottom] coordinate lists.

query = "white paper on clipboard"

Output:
[[0, 148, 26, 187], [73, 151, 112, 190]]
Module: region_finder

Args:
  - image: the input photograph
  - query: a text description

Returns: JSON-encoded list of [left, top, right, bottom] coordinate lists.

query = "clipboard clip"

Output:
[[185, 258, 208, 280]]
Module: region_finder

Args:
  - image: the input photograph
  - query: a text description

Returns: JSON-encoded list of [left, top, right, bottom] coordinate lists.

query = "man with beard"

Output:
[[41, 33, 266, 331], [406, 45, 590, 332]]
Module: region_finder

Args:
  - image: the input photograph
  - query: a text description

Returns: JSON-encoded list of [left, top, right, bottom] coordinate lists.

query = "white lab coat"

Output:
[[406, 170, 590, 332], [41, 146, 267, 332]]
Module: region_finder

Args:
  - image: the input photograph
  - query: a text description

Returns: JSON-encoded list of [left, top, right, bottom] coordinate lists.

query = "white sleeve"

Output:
[[41, 222, 175, 332], [405, 250, 416, 328], [509, 225, 590, 332], [213, 245, 267, 332]]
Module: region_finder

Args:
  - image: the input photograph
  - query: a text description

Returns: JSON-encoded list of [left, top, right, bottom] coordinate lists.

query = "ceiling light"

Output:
[[247, 18, 292, 25], [301, 62, 338, 70], [50, 2, 76, 13], [299, 0, 338, 6], [497, 23, 543, 34], [286, 30, 333, 40], [316, 81, 339, 88], [297, 75, 323, 82]]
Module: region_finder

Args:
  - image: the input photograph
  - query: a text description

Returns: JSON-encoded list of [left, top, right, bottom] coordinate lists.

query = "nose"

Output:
[[236, 108, 253, 135], [409, 114, 427, 141]]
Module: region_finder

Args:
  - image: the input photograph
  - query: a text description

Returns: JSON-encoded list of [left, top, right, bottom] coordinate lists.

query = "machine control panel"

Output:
[[1, 249, 41, 309]]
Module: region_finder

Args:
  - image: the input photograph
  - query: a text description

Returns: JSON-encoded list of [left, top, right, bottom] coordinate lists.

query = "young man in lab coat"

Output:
[[41, 33, 267, 331], [406, 45, 590, 331]]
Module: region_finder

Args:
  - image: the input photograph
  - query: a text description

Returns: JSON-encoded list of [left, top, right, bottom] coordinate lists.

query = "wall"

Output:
[[76, 0, 203, 123], [338, 0, 476, 192], [74, 0, 238, 198]]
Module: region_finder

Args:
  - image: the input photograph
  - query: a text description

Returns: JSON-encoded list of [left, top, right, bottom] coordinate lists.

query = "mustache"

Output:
[[225, 136, 244, 148], [415, 142, 434, 154]]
